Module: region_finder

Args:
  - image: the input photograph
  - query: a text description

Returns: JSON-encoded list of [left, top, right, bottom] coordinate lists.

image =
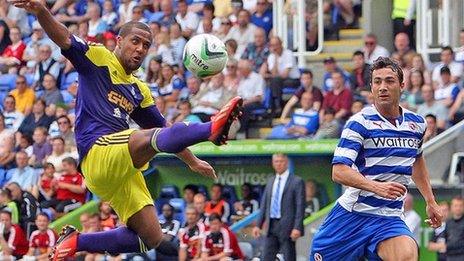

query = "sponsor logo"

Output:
[[190, 53, 209, 70], [371, 137, 420, 148], [408, 122, 418, 131], [217, 168, 271, 186], [314, 253, 323, 261], [108, 90, 135, 113], [372, 121, 383, 129]]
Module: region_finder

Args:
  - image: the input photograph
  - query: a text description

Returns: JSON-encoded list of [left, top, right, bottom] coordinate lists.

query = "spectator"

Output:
[[3, 96, 24, 133], [7, 151, 38, 196], [226, 9, 257, 57], [351, 100, 364, 115], [449, 89, 464, 125], [320, 71, 353, 122], [304, 180, 320, 217], [117, 0, 137, 26], [130, 5, 147, 24], [156, 63, 184, 103], [391, 0, 416, 48], [363, 33, 390, 65], [205, 184, 231, 223], [15, 134, 32, 158], [6, 182, 39, 235], [0, 20, 11, 54], [350, 50, 371, 99], [313, 107, 341, 140], [24, 213, 57, 260], [456, 29, 464, 64], [145, 55, 162, 92], [178, 206, 206, 261], [29, 126, 52, 168], [0, 26, 26, 73], [216, 18, 233, 41], [99, 202, 117, 231], [173, 100, 202, 124], [432, 46, 463, 89], [428, 201, 449, 261], [183, 184, 199, 209], [260, 36, 300, 114], [175, 0, 199, 39], [411, 54, 432, 85], [201, 213, 244, 260], [160, 203, 181, 242], [280, 69, 323, 121], [417, 85, 448, 130], [237, 59, 265, 135], [101, 0, 118, 31], [1, 0, 30, 37], [0, 210, 29, 260], [198, 16, 214, 34], [23, 21, 60, 68], [213, 0, 233, 18], [233, 183, 259, 216], [193, 193, 208, 224], [423, 114, 442, 143], [0, 113, 15, 170], [17, 99, 54, 138], [50, 115, 76, 154], [251, 0, 272, 35], [40, 74, 64, 106], [45, 136, 73, 175], [392, 32, 415, 66], [169, 23, 187, 66], [79, 213, 91, 233], [404, 193, 421, 242], [191, 73, 233, 122], [435, 66, 460, 108], [438, 196, 464, 261], [267, 91, 319, 139], [225, 38, 239, 60], [9, 76, 35, 116], [197, 3, 221, 34], [321, 56, 351, 93], [0, 188, 19, 224], [86, 3, 108, 39], [241, 27, 270, 73], [33, 44, 61, 89], [157, 0, 177, 28], [38, 163, 55, 202], [401, 69, 425, 111], [40, 157, 86, 217], [252, 153, 305, 261], [223, 58, 240, 92], [228, 0, 243, 24], [47, 107, 67, 139]]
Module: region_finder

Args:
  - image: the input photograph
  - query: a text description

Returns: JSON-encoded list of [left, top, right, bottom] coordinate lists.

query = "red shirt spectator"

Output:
[[322, 71, 353, 121], [179, 222, 206, 260], [26, 213, 56, 259], [0, 210, 29, 258], [1, 27, 26, 65], [56, 172, 85, 203]]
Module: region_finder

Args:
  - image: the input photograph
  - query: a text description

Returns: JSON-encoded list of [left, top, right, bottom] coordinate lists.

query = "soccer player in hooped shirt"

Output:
[[10, 0, 243, 260], [310, 57, 443, 261]]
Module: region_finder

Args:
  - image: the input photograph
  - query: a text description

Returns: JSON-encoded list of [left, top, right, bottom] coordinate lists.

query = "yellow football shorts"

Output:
[[81, 129, 153, 224]]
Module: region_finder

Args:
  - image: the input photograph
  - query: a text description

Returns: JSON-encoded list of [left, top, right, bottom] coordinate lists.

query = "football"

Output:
[[183, 34, 228, 78]]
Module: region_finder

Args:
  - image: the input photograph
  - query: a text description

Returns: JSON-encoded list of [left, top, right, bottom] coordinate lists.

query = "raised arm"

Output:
[[10, 0, 71, 49]]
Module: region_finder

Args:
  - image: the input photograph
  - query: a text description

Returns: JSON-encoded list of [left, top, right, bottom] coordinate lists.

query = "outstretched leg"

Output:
[[377, 236, 418, 261]]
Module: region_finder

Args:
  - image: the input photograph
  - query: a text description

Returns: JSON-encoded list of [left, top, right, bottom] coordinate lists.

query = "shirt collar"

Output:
[[276, 169, 290, 180]]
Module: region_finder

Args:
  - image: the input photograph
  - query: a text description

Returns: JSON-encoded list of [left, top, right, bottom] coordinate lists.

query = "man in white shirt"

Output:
[[225, 9, 257, 57], [363, 33, 390, 64], [33, 44, 61, 89], [404, 194, 421, 242], [417, 85, 448, 130], [432, 46, 463, 88], [237, 59, 265, 136], [23, 21, 60, 68], [175, 0, 199, 39], [2, 95, 24, 132], [260, 36, 300, 115]]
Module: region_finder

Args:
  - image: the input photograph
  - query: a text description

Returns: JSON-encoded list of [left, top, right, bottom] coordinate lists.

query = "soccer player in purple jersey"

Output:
[[10, 0, 243, 260]]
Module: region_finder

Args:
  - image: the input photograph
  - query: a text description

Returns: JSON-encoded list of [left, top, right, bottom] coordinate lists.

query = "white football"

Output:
[[183, 34, 228, 78]]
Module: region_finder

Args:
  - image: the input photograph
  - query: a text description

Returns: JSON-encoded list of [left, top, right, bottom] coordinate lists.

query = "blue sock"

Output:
[[154, 122, 211, 153], [77, 227, 148, 255]]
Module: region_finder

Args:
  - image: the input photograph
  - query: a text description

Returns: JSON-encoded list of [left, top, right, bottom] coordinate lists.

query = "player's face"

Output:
[[371, 67, 404, 108], [35, 215, 49, 231], [117, 28, 152, 73]]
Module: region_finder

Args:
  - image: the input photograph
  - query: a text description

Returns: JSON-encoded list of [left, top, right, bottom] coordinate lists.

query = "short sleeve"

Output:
[[61, 35, 92, 73], [332, 117, 367, 166]]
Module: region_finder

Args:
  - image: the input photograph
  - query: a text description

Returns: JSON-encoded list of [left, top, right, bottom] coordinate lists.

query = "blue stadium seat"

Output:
[[222, 185, 238, 208], [0, 74, 17, 90], [282, 87, 297, 95], [251, 87, 272, 116], [169, 198, 186, 224], [61, 90, 74, 104], [197, 184, 209, 199], [61, 71, 78, 90], [24, 73, 35, 86], [160, 185, 180, 199], [251, 185, 265, 201]]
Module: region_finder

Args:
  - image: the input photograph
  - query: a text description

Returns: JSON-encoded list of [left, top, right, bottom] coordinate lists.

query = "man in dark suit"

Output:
[[252, 153, 305, 260]]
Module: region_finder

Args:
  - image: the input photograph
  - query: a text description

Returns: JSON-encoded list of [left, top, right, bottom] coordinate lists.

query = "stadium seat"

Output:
[[61, 90, 74, 104], [24, 73, 35, 86], [61, 71, 78, 90], [222, 185, 238, 211], [169, 198, 186, 224], [159, 185, 180, 199], [238, 242, 253, 259], [251, 185, 265, 201], [197, 184, 209, 199], [0, 74, 17, 90]]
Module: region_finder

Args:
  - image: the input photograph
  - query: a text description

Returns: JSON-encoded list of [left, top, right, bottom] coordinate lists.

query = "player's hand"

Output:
[[8, 0, 46, 15], [290, 229, 301, 241], [252, 226, 261, 238], [372, 181, 407, 199], [189, 160, 217, 179], [425, 202, 443, 228]]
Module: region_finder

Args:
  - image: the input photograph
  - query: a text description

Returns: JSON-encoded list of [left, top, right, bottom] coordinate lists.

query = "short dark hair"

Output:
[[353, 50, 364, 58], [441, 45, 454, 55], [37, 212, 50, 221], [204, 2, 215, 13], [57, 115, 71, 123], [208, 213, 222, 223], [62, 157, 77, 167], [0, 210, 12, 218], [51, 136, 65, 144], [300, 69, 313, 78], [162, 203, 174, 211], [4, 95, 15, 103], [425, 114, 437, 122], [440, 66, 451, 75], [183, 184, 198, 194], [370, 57, 404, 84], [0, 188, 12, 199], [212, 183, 223, 191], [119, 21, 151, 38]]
